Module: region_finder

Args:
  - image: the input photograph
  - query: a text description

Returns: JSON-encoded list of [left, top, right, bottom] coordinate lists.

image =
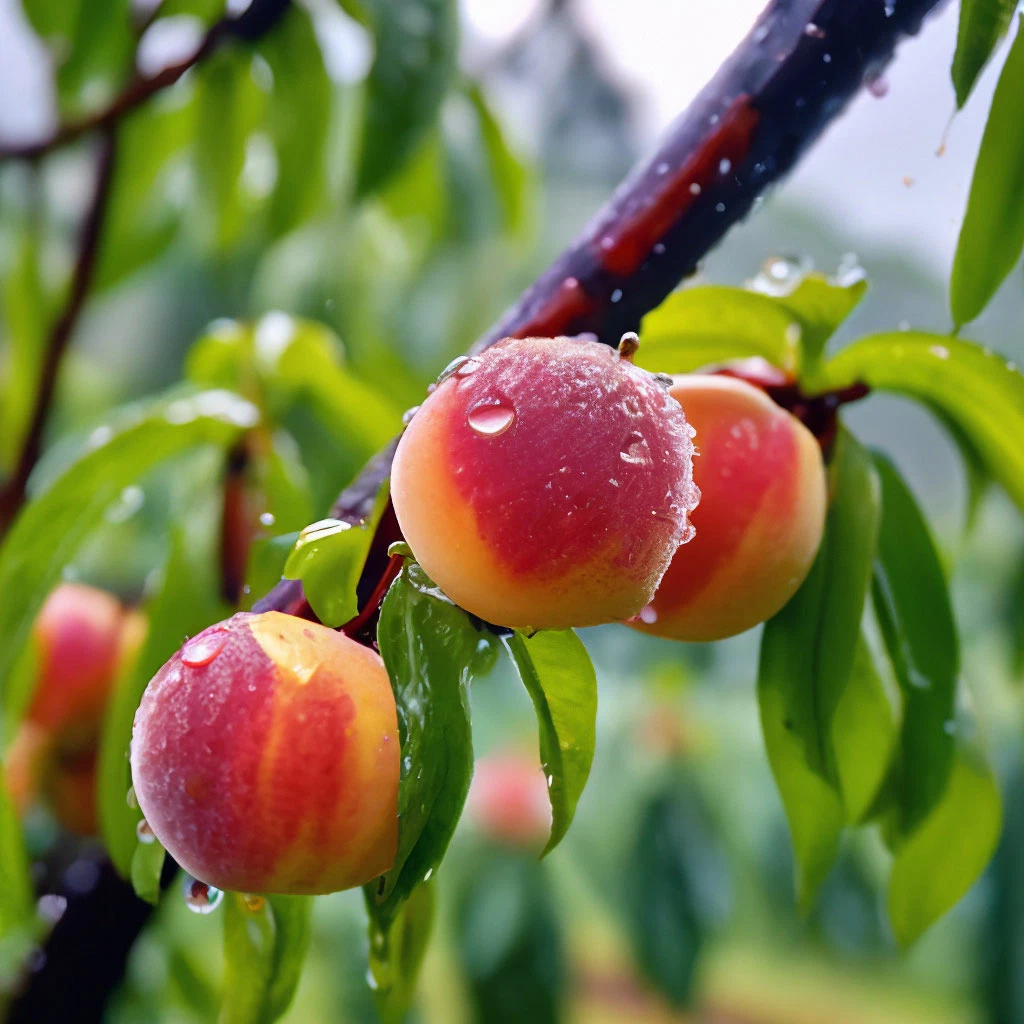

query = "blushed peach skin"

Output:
[[130, 612, 399, 895], [391, 337, 698, 629], [631, 374, 826, 642]]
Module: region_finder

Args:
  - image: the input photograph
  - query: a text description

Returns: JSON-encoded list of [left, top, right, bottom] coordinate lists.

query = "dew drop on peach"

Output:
[[180, 630, 227, 668], [183, 875, 223, 914], [467, 403, 515, 437]]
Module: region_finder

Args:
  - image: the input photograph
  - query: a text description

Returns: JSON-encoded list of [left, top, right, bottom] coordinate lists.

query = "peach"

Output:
[[130, 612, 399, 895], [391, 337, 698, 629], [630, 374, 826, 641], [467, 753, 551, 849]]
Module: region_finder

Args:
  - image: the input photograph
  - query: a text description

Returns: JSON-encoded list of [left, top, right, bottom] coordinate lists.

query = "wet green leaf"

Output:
[[502, 630, 597, 855], [952, 0, 1017, 107], [951, 17, 1024, 325], [815, 333, 1024, 515], [367, 880, 435, 1024], [222, 893, 276, 1023], [262, 895, 314, 1024], [242, 532, 299, 611], [367, 559, 479, 923], [0, 388, 257, 731], [0, 758, 34, 939], [352, 0, 459, 197], [130, 834, 166, 905]]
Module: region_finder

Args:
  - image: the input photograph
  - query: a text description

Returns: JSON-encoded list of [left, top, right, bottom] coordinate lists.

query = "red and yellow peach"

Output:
[[391, 336, 699, 629], [130, 611, 399, 895], [631, 374, 826, 641]]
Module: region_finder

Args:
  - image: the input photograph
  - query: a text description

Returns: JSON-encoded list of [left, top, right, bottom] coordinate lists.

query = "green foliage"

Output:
[[99, 523, 227, 878], [950, 16, 1024, 326], [636, 271, 867, 377], [502, 630, 597, 856], [130, 835, 166, 905], [814, 333, 1024, 515], [952, 0, 1018, 107], [368, 559, 478, 921], [758, 428, 893, 907], [0, 758, 33, 940], [367, 880, 435, 1024], [0, 388, 257, 731], [348, 0, 459, 197], [454, 849, 564, 1024]]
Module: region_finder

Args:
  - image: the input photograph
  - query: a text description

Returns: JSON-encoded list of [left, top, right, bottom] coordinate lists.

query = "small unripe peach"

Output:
[[631, 374, 826, 641], [467, 753, 551, 849], [392, 337, 698, 629], [130, 612, 399, 895]]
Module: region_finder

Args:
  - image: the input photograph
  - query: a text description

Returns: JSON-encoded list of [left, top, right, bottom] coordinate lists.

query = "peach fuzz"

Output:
[[631, 374, 826, 641], [391, 336, 699, 629], [130, 612, 399, 895]]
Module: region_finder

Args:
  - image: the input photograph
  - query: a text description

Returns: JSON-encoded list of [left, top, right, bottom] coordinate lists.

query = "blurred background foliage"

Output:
[[1, 0, 1023, 1021]]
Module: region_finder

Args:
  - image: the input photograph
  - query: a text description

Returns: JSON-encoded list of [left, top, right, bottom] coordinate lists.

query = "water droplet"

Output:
[[402, 405, 420, 425], [655, 161, 669, 175], [183, 876, 223, 914], [467, 403, 515, 437], [610, 288, 623, 303], [366, 968, 379, 991], [436, 355, 481, 385], [136, 819, 156, 844], [866, 74, 889, 98], [709, 113, 720, 125], [884, 1, 895, 16], [784, 323, 802, 346], [715, 202, 726, 213], [88, 425, 113, 449], [244, 894, 266, 912], [930, 344, 950, 359], [638, 605, 658, 624], [834, 252, 866, 287], [688, 182, 701, 195], [259, 512, 275, 527], [898, 320, 911, 332], [804, 22, 825, 38], [620, 432, 652, 466], [105, 485, 144, 524], [600, 235, 615, 251], [718, 158, 732, 175], [822, 52, 832, 63], [943, 719, 957, 736], [908, 668, 931, 690], [751, 254, 810, 295], [653, 242, 666, 254], [37, 894, 67, 925], [181, 630, 227, 668], [126, 786, 138, 809]]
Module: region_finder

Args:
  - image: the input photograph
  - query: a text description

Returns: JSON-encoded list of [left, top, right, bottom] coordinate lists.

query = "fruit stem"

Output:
[[340, 553, 404, 641]]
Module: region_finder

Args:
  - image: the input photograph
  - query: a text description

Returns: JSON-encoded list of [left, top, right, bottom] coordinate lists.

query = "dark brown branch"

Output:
[[0, 0, 291, 162], [0, 129, 118, 534], [257, 0, 945, 617]]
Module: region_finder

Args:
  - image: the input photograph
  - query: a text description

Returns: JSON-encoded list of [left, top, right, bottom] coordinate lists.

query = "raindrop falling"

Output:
[[259, 512, 276, 527], [467, 403, 515, 437], [183, 876, 224, 914], [181, 630, 227, 668], [136, 819, 156, 844]]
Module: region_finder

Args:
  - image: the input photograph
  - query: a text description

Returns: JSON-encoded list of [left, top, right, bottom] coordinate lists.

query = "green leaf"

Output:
[[0, 758, 34, 939], [366, 880, 435, 1024], [353, 0, 459, 197], [243, 532, 299, 611], [453, 850, 564, 1024], [871, 453, 958, 835], [624, 769, 728, 1007], [502, 630, 597, 856], [262, 895, 314, 1024], [931, 408, 991, 532], [95, 95, 197, 292], [259, 5, 332, 236], [952, 0, 1017, 107], [21, 0, 83, 41], [130, 835, 166, 905], [222, 893, 276, 1024], [814, 333, 1024, 515], [259, 431, 313, 533], [951, 17, 1024, 325], [757, 428, 893, 906], [194, 49, 264, 250], [367, 560, 478, 923], [0, 388, 258, 731], [888, 713, 1001, 945], [636, 273, 865, 377], [99, 524, 227, 877], [283, 480, 388, 627]]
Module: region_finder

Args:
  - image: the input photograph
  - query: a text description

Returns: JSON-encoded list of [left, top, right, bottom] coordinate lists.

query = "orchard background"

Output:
[[1, 1, 1024, 1022]]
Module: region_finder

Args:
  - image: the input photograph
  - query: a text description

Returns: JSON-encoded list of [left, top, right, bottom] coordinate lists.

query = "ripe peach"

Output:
[[130, 612, 399, 895], [631, 374, 826, 641], [392, 337, 698, 629], [467, 753, 551, 850]]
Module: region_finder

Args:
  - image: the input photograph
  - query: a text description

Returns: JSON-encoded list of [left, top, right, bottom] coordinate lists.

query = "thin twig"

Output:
[[0, 129, 118, 534]]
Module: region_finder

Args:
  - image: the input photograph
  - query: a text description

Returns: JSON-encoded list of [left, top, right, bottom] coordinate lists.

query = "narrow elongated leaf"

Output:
[[758, 428, 891, 906], [952, 0, 1017, 107], [0, 389, 257, 730], [262, 895, 314, 1024], [368, 560, 478, 921], [871, 453, 958, 833], [502, 630, 597, 855], [0, 760, 34, 939], [367, 880, 435, 1024], [888, 717, 1001, 945], [352, 0, 459, 197], [99, 524, 227, 877], [951, 17, 1024, 325], [259, 6, 332, 235], [222, 893, 276, 1024], [53, 0, 133, 116], [130, 835, 166, 905], [814, 333, 1024, 514]]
